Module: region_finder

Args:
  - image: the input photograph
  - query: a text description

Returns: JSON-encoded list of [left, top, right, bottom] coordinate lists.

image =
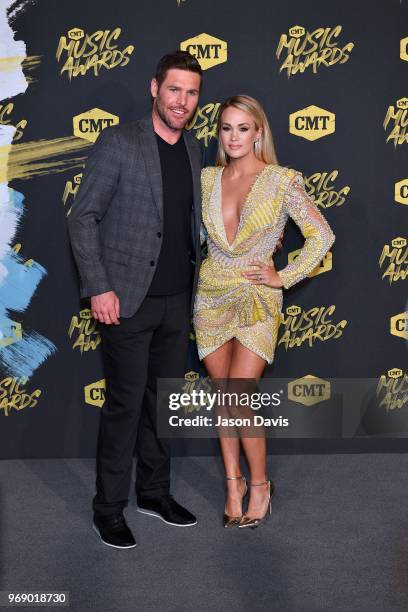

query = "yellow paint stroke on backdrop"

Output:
[[22, 55, 42, 82], [0, 55, 41, 76], [0, 135, 93, 181], [0, 55, 27, 74]]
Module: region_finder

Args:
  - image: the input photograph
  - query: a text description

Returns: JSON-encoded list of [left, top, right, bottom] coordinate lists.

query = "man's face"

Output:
[[151, 68, 201, 131]]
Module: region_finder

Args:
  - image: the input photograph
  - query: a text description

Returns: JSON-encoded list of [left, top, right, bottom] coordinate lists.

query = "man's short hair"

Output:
[[155, 50, 202, 88]]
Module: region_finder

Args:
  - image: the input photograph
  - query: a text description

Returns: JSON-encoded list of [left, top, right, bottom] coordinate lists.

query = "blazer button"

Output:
[[150, 260, 155, 266], [157, 232, 162, 238]]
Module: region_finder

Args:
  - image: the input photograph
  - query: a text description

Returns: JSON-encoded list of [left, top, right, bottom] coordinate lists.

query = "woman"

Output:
[[193, 95, 335, 528]]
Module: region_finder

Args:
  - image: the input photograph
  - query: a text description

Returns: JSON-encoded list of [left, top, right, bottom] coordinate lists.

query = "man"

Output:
[[68, 51, 203, 549]]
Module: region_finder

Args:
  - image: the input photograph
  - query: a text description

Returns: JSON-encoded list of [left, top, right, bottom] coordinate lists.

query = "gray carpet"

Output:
[[1, 454, 408, 612]]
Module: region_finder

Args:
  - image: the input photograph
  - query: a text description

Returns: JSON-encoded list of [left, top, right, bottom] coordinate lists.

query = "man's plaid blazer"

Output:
[[68, 115, 203, 317]]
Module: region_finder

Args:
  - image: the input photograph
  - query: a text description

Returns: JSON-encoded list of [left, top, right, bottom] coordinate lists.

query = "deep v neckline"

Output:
[[219, 165, 268, 248]]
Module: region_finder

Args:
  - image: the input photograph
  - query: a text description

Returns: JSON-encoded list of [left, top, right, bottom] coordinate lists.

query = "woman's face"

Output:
[[219, 106, 262, 161]]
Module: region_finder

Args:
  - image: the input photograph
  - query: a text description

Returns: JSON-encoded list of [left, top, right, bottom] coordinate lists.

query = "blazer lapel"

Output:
[[139, 116, 163, 221]]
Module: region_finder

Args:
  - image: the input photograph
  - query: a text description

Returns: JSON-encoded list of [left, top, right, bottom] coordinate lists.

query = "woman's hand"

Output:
[[242, 260, 283, 288]]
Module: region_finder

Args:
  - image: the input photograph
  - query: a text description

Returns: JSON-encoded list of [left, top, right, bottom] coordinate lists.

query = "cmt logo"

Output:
[[390, 312, 408, 340], [0, 321, 23, 348], [388, 368, 403, 379], [73, 108, 119, 142], [84, 379, 106, 408], [285, 305, 301, 316], [289, 105, 335, 141], [180, 33, 227, 70], [184, 371, 199, 382], [288, 25, 305, 38], [68, 28, 84, 40], [401, 37, 408, 62], [395, 179, 408, 205], [397, 98, 408, 109], [288, 374, 330, 406], [391, 237, 407, 249], [288, 250, 332, 277], [80, 308, 92, 319]]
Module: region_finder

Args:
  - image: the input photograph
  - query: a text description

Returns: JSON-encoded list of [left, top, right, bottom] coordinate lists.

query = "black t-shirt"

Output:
[[147, 133, 194, 296]]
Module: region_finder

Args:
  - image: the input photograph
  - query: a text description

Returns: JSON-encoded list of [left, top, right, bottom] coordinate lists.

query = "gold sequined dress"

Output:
[[193, 164, 335, 364]]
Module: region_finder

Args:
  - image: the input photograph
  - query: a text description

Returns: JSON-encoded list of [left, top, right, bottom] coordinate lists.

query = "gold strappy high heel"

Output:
[[238, 479, 274, 529], [223, 475, 248, 528]]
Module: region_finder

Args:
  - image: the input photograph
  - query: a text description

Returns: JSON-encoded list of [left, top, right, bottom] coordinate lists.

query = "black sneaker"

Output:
[[137, 495, 197, 526], [93, 513, 137, 549]]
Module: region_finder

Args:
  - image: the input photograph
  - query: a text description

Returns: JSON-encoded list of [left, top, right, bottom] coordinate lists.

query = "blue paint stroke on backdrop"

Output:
[[0, 187, 56, 378], [0, 329, 55, 379], [0, 250, 45, 311]]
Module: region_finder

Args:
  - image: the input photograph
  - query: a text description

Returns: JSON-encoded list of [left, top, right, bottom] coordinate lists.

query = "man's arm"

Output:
[[199, 140, 206, 169], [67, 127, 120, 299]]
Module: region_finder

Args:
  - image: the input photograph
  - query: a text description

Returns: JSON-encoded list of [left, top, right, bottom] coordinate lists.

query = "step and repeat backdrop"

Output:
[[0, 0, 407, 457]]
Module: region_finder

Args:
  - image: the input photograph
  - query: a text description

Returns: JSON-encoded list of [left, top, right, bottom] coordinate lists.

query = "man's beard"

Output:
[[155, 97, 193, 131]]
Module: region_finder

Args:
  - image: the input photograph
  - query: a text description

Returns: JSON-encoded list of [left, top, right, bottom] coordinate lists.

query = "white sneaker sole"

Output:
[[92, 524, 137, 548], [136, 507, 197, 527]]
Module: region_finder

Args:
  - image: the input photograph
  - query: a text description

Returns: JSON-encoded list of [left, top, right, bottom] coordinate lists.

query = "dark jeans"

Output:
[[93, 291, 190, 517]]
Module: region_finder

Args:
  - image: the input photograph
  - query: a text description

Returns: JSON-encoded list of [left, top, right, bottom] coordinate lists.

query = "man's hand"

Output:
[[91, 291, 120, 325]]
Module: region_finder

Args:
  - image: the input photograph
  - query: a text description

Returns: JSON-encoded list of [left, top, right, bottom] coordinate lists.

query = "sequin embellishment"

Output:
[[193, 165, 335, 363]]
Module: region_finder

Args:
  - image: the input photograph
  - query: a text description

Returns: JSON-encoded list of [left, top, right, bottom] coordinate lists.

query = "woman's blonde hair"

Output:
[[216, 95, 278, 166]]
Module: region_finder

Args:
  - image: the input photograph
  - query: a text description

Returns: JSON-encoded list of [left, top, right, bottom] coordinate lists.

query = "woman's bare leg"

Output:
[[228, 340, 271, 519], [203, 342, 246, 517]]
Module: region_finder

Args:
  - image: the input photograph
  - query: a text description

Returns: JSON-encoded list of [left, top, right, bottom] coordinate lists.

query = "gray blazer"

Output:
[[67, 115, 203, 318]]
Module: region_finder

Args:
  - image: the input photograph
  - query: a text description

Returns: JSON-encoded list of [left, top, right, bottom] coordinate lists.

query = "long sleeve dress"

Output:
[[193, 164, 336, 363]]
